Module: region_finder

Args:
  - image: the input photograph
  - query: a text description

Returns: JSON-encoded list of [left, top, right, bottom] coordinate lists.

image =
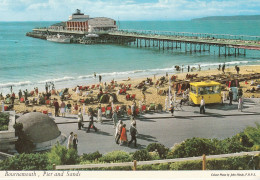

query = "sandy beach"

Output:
[[4, 64, 260, 115]]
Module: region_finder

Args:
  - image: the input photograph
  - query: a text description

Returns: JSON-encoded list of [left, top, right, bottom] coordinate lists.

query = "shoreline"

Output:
[[3, 64, 260, 114], [1, 61, 259, 96]]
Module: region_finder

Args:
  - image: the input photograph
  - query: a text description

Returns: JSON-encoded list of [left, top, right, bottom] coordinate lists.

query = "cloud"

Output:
[[0, 0, 260, 21]]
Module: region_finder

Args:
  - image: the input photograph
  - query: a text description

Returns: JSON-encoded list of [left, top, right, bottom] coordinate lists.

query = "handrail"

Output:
[[54, 151, 260, 170]]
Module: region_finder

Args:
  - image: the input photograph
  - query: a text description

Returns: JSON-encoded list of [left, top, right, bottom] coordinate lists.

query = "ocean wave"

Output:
[[191, 61, 249, 68], [78, 75, 93, 79], [99, 70, 146, 76], [39, 76, 75, 83], [0, 81, 32, 88]]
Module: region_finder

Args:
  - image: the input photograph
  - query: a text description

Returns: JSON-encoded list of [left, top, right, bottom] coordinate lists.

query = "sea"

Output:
[[0, 20, 260, 95]]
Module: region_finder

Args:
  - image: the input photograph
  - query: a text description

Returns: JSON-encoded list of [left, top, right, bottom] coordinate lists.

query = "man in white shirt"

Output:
[[200, 96, 205, 114]]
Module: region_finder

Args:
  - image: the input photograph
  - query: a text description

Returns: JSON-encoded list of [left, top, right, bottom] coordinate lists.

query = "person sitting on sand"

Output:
[[128, 77, 131, 81]]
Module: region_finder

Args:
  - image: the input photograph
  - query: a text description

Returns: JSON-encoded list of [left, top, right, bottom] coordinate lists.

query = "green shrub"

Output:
[[219, 137, 249, 154], [132, 149, 152, 161], [149, 151, 160, 160], [0, 125, 8, 131], [0, 153, 49, 170], [99, 150, 132, 163], [13, 122, 35, 153], [146, 143, 169, 159], [13, 123, 23, 136], [80, 151, 102, 162], [0, 112, 9, 131], [244, 123, 260, 146], [47, 143, 79, 165], [169, 137, 216, 158]]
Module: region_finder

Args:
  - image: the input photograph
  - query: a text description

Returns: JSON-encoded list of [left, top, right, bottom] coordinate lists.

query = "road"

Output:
[[56, 98, 260, 155]]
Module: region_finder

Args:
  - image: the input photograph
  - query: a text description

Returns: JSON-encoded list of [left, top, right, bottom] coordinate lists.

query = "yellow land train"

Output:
[[189, 81, 222, 105]]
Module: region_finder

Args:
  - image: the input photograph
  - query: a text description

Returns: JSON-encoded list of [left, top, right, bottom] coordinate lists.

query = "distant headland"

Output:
[[192, 15, 260, 21]]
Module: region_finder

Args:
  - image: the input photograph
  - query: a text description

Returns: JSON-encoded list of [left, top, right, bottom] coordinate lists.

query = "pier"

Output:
[[27, 28, 260, 56], [109, 29, 260, 57]]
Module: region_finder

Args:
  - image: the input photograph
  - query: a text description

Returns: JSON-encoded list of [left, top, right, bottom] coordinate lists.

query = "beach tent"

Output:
[[99, 94, 110, 103]]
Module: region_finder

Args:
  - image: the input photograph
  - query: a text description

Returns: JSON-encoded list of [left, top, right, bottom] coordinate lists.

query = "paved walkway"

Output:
[[55, 98, 260, 155]]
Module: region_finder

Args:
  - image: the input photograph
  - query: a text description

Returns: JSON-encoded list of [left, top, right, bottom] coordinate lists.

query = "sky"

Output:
[[0, 0, 260, 21]]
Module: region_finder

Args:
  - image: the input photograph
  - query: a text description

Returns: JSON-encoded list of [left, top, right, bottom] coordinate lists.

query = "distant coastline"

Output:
[[192, 15, 260, 21]]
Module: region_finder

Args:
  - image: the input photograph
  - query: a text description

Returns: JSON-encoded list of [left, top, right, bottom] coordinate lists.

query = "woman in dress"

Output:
[[120, 124, 128, 145]]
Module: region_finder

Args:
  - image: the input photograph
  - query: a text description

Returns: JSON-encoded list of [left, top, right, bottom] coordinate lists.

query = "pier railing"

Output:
[[32, 27, 260, 42], [117, 29, 260, 41]]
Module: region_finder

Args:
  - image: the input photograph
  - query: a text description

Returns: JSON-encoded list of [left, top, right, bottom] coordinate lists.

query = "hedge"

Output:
[[0, 112, 9, 131]]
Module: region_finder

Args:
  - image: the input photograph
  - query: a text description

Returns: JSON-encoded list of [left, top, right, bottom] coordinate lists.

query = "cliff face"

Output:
[[192, 15, 260, 21]]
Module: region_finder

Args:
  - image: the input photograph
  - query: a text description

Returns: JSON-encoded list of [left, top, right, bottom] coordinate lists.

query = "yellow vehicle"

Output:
[[189, 81, 222, 105]]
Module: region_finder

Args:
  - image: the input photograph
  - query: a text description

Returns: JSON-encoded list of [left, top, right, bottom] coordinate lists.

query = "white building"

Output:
[[66, 9, 117, 33]]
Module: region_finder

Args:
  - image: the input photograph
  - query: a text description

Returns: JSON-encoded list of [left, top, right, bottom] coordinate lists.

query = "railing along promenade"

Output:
[[53, 151, 260, 170]]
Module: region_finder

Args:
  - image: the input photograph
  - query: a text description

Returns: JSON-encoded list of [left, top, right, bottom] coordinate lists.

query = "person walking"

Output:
[[73, 134, 78, 151], [54, 99, 60, 117], [97, 106, 102, 123], [87, 112, 97, 133], [115, 120, 123, 144], [18, 90, 22, 101], [112, 109, 118, 128], [128, 122, 138, 147], [188, 65, 190, 72], [67, 101, 72, 114], [45, 82, 48, 94], [99, 75, 102, 83], [131, 102, 135, 119], [94, 72, 96, 78], [170, 102, 174, 116], [238, 97, 243, 112], [165, 97, 168, 112], [78, 109, 84, 130], [1, 101, 4, 112], [222, 63, 225, 73], [120, 124, 128, 146], [228, 89, 233, 105], [200, 96, 205, 114], [67, 132, 73, 149], [60, 100, 66, 117]]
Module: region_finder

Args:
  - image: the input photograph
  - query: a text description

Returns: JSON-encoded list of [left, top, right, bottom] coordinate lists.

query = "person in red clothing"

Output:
[[53, 98, 60, 117], [120, 124, 128, 146]]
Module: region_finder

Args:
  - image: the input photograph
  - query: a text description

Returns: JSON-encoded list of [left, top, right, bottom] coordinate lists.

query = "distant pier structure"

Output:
[[27, 10, 260, 56], [109, 30, 260, 57]]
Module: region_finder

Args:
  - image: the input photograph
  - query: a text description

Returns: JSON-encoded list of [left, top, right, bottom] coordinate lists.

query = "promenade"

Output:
[[55, 98, 260, 155]]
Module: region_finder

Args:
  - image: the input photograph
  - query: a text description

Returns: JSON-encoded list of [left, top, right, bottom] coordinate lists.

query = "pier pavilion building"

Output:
[[65, 9, 117, 33]]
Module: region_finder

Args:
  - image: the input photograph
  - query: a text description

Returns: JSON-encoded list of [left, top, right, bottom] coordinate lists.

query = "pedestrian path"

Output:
[[53, 98, 260, 124]]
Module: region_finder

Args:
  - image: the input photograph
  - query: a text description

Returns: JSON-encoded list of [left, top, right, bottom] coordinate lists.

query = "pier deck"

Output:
[[30, 28, 260, 56], [109, 31, 260, 50]]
